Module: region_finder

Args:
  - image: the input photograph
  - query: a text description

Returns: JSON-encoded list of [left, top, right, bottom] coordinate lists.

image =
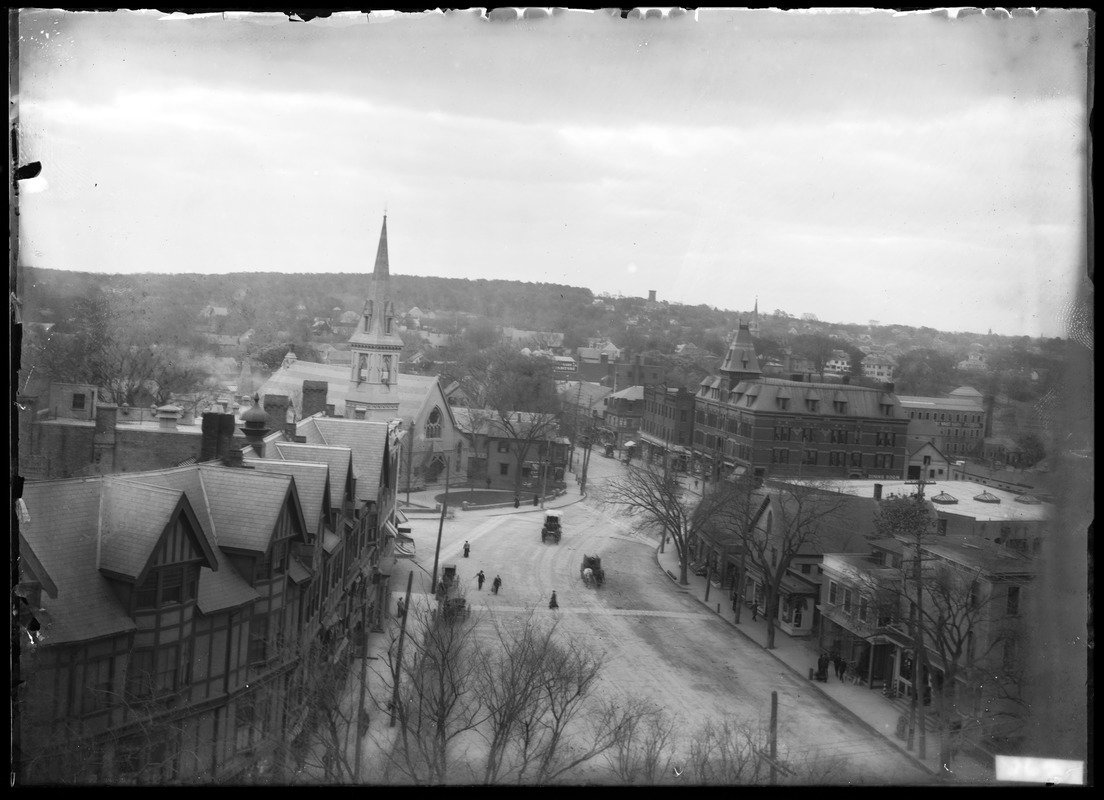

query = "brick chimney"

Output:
[[302, 380, 329, 419], [263, 394, 291, 440]]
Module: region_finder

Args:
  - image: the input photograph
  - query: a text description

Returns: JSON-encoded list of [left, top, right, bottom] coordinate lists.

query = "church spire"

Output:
[[346, 214, 404, 418], [374, 214, 389, 280]]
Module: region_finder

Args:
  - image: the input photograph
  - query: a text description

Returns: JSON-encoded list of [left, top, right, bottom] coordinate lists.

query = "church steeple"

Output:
[[346, 215, 404, 419]]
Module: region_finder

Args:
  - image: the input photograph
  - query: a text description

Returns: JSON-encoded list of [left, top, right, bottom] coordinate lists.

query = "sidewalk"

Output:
[[654, 544, 998, 785]]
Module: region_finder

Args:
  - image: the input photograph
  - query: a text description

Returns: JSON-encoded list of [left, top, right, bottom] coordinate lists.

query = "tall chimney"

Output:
[[217, 413, 236, 459], [263, 394, 291, 440], [648, 290, 656, 303], [302, 380, 329, 420], [201, 411, 221, 461]]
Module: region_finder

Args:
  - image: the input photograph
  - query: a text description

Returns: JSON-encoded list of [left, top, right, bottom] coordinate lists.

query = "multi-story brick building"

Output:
[[638, 383, 696, 472], [898, 386, 988, 459], [695, 325, 909, 482], [598, 385, 645, 454]]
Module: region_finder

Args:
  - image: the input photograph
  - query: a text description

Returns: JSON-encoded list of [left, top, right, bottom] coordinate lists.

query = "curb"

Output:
[[652, 544, 941, 780]]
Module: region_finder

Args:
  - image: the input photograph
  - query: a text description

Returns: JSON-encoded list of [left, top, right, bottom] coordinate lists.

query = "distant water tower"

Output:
[[648, 290, 656, 302]]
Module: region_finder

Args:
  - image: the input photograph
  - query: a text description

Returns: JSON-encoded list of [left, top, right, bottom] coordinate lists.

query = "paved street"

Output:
[[376, 452, 934, 784]]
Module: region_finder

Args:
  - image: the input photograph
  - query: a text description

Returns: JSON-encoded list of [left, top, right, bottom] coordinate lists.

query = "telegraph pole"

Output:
[[389, 571, 414, 728]]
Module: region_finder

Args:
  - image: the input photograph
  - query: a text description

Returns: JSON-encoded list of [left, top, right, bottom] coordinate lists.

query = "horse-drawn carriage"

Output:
[[580, 554, 605, 588], [541, 510, 563, 543]]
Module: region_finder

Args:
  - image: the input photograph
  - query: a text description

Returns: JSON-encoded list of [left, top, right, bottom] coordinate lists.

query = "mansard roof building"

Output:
[[695, 324, 908, 481]]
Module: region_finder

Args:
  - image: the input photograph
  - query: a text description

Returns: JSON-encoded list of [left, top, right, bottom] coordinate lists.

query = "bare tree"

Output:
[[723, 478, 851, 649], [605, 702, 679, 785], [379, 598, 486, 784], [600, 460, 742, 585]]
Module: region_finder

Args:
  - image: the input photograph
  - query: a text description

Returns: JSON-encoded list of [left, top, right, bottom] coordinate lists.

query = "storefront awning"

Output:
[[394, 541, 416, 559]]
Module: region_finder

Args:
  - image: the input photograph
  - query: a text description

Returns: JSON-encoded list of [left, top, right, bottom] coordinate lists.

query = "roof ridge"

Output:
[[197, 469, 218, 544]]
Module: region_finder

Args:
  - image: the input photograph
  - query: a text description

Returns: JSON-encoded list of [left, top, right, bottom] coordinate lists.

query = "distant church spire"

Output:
[[346, 214, 404, 418]]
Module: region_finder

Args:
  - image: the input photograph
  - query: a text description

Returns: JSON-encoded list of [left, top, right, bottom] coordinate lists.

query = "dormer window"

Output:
[[806, 399, 819, 412], [833, 401, 847, 413], [776, 397, 790, 411]]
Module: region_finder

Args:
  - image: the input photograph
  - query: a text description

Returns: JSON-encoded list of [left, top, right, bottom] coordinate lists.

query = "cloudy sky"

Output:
[[16, 8, 1090, 338]]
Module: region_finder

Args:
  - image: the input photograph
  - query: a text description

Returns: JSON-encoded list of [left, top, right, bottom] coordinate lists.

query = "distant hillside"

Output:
[[17, 266, 1031, 357]]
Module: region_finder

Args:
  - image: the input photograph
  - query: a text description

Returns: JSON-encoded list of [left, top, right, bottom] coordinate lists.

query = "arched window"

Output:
[[425, 407, 442, 439], [381, 355, 393, 385], [358, 354, 368, 382]]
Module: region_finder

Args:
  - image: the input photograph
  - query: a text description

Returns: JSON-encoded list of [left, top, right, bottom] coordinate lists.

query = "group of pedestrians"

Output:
[[816, 652, 849, 682]]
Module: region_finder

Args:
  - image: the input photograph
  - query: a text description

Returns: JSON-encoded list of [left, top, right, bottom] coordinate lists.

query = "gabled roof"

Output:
[[296, 417, 391, 503], [452, 407, 562, 439], [98, 478, 187, 580], [257, 360, 451, 429], [19, 479, 137, 644], [272, 441, 355, 500], [196, 464, 300, 552], [244, 457, 331, 530]]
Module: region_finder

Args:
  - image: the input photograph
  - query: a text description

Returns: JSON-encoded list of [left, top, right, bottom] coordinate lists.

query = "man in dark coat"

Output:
[[463, 540, 470, 558], [514, 495, 520, 508], [549, 591, 559, 610], [533, 494, 539, 507], [477, 570, 485, 590], [492, 575, 502, 595], [833, 653, 845, 680], [817, 653, 830, 682]]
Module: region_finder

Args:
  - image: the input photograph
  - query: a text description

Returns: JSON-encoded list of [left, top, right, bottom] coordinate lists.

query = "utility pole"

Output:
[[405, 419, 413, 507], [769, 690, 778, 784], [354, 578, 369, 782], [579, 435, 591, 496], [538, 447, 548, 509], [430, 499, 446, 601], [389, 570, 414, 728], [904, 477, 935, 759]]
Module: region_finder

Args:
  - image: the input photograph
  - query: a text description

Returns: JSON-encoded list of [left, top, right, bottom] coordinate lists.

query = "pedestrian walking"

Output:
[[463, 540, 470, 558], [549, 591, 559, 610], [532, 493, 539, 507], [817, 653, 830, 682], [751, 603, 759, 621], [514, 495, 520, 508], [492, 575, 502, 595], [833, 654, 845, 680], [477, 570, 485, 590], [396, 597, 405, 618]]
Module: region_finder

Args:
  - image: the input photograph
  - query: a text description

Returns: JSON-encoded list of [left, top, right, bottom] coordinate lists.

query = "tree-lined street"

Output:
[[377, 454, 931, 783]]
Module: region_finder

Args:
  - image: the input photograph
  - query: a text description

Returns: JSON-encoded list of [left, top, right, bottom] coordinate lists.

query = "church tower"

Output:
[[749, 297, 760, 338], [345, 215, 404, 419]]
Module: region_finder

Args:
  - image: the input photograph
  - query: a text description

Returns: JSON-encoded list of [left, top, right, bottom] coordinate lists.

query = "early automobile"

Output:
[[541, 510, 562, 543]]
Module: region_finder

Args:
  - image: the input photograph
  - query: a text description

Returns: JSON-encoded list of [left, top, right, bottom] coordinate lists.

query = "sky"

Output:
[[15, 8, 1092, 339]]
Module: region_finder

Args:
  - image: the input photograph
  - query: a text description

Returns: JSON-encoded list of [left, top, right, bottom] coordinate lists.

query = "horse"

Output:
[[582, 567, 594, 588]]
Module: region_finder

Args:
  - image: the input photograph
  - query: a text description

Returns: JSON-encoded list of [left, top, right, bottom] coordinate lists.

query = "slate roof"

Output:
[[123, 466, 266, 613], [258, 360, 446, 427], [243, 457, 331, 531], [272, 441, 354, 500], [196, 464, 294, 552], [296, 417, 390, 503], [98, 478, 184, 580], [724, 377, 906, 419], [19, 479, 137, 644]]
